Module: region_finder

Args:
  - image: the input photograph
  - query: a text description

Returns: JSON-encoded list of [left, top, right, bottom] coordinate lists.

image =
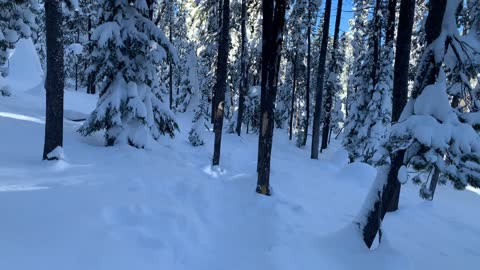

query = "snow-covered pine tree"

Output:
[[344, 0, 369, 116], [359, 0, 480, 248], [343, 0, 379, 163], [0, 0, 38, 79], [173, 1, 199, 113], [78, 0, 178, 149]]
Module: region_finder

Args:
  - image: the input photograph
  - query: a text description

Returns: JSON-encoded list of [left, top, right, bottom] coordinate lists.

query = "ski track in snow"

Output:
[[1, 87, 480, 268]]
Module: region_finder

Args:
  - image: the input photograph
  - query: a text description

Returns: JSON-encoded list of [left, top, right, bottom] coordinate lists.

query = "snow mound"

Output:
[[5, 38, 43, 93]]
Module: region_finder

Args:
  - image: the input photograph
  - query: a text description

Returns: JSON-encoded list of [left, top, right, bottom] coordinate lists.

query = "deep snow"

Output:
[[0, 40, 479, 270]]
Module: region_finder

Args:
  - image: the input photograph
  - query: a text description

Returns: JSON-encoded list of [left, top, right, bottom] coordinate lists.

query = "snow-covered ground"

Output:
[[1, 41, 479, 270]]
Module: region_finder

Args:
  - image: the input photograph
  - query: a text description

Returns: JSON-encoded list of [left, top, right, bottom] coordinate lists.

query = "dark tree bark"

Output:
[[256, 0, 287, 195], [320, 0, 343, 152], [212, 0, 230, 166], [385, 0, 397, 45], [310, 0, 332, 159], [289, 54, 297, 141], [169, 5, 174, 110], [385, 0, 406, 213], [362, 0, 448, 249], [370, 0, 381, 87], [211, 0, 224, 124], [43, 0, 64, 160], [301, 0, 312, 147], [236, 0, 248, 136], [87, 17, 95, 95]]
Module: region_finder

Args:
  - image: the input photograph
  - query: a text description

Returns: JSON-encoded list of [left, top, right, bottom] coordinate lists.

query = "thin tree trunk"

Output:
[[43, 0, 64, 160], [87, 17, 95, 95], [310, 0, 332, 159], [362, 0, 445, 249], [370, 0, 381, 87], [302, 0, 312, 147], [169, 8, 174, 110], [256, 0, 287, 195], [289, 54, 297, 141], [236, 0, 248, 136], [212, 0, 230, 166], [428, 167, 440, 200], [321, 0, 343, 152], [386, 0, 397, 45], [75, 22, 79, 92]]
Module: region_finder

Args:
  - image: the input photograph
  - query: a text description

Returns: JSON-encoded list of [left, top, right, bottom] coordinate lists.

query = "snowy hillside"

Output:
[[0, 76, 479, 270]]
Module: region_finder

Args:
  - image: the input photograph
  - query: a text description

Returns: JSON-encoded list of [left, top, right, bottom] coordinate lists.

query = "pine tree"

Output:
[[343, 0, 380, 163], [78, 0, 178, 149]]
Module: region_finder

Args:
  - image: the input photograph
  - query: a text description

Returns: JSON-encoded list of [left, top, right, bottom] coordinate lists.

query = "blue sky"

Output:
[[323, 0, 354, 34]]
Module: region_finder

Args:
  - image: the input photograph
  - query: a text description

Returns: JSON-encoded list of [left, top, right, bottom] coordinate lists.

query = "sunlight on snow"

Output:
[[466, 186, 480, 196], [0, 112, 44, 124]]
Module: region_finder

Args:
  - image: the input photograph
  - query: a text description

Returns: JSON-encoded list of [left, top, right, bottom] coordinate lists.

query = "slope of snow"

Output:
[[0, 87, 479, 270]]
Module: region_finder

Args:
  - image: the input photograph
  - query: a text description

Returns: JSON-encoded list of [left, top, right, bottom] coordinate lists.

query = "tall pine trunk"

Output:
[[87, 17, 95, 95], [212, 0, 230, 166], [236, 0, 248, 136], [169, 8, 174, 110], [256, 0, 287, 195], [310, 0, 332, 159], [289, 54, 297, 141], [320, 0, 343, 151], [386, 0, 406, 213], [301, 0, 312, 147], [43, 0, 64, 160]]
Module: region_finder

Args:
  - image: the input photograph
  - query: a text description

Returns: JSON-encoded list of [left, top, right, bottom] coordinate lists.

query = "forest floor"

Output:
[[0, 40, 479, 270]]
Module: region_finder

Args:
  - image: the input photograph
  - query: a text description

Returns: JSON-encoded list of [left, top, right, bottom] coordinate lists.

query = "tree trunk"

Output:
[[169, 9, 174, 110], [43, 0, 64, 160], [370, 0, 381, 87], [289, 54, 297, 141], [320, 0, 343, 152], [236, 0, 248, 136], [302, 0, 312, 147], [75, 21, 79, 92], [256, 0, 287, 195], [310, 0, 332, 159], [385, 0, 397, 45], [428, 167, 440, 200], [385, 0, 406, 213], [87, 17, 95, 95], [212, 0, 230, 166], [362, 0, 446, 249]]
